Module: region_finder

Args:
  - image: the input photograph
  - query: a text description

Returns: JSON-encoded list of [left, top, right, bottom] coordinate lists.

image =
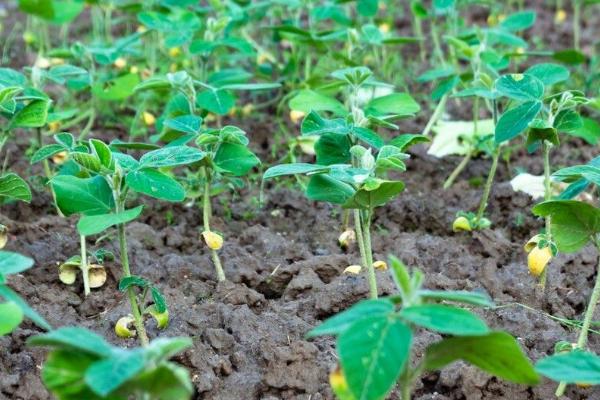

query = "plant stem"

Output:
[[202, 167, 225, 282], [539, 141, 553, 288], [80, 235, 90, 297], [555, 240, 600, 397], [118, 221, 149, 346], [573, 0, 581, 50], [422, 94, 448, 137], [354, 209, 377, 299], [475, 147, 500, 225], [444, 151, 472, 189]]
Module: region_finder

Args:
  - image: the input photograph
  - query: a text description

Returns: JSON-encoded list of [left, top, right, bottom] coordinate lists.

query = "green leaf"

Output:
[[127, 363, 193, 399], [18, 0, 54, 20], [357, 0, 378, 16], [553, 49, 586, 65], [163, 115, 202, 135], [343, 181, 405, 209], [495, 100, 542, 143], [214, 143, 260, 176], [0, 286, 51, 331], [85, 350, 146, 396], [532, 200, 600, 252], [77, 206, 144, 236], [389, 134, 430, 151], [71, 152, 102, 173], [40, 350, 102, 400], [301, 112, 349, 136], [525, 63, 570, 86], [339, 315, 412, 400], [263, 163, 330, 180], [424, 331, 539, 385], [10, 99, 50, 128], [0, 302, 23, 335], [306, 174, 355, 205], [219, 82, 281, 91], [92, 73, 140, 101], [140, 146, 205, 168], [0, 173, 32, 202], [353, 127, 384, 149], [0, 250, 34, 275], [31, 144, 66, 164], [51, 175, 114, 216], [151, 287, 167, 313], [119, 275, 149, 291], [126, 169, 185, 202], [499, 10, 536, 31], [315, 133, 352, 165], [495, 74, 544, 101], [364, 93, 420, 118], [307, 299, 395, 338], [289, 90, 346, 116], [196, 89, 235, 115], [417, 290, 494, 307], [570, 117, 600, 145], [536, 351, 600, 384], [400, 304, 489, 336], [554, 109, 583, 134], [27, 327, 113, 357], [89, 139, 114, 171]]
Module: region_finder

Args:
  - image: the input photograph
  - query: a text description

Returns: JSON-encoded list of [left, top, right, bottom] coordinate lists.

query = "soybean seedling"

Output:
[[265, 67, 427, 299], [529, 164, 600, 396], [28, 327, 193, 399], [308, 255, 539, 400], [43, 136, 203, 346], [0, 250, 51, 335], [135, 70, 269, 281]]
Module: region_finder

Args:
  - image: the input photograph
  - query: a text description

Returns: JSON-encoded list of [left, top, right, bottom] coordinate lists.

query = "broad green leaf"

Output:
[[289, 90, 346, 116], [51, 175, 114, 216], [0, 286, 51, 331], [89, 139, 113, 171], [500, 10, 536, 31], [301, 112, 349, 136], [92, 74, 140, 101], [18, 0, 54, 20], [0, 250, 34, 275], [389, 134, 430, 151], [525, 63, 570, 86], [554, 109, 583, 133], [0, 173, 32, 202], [214, 143, 260, 176], [307, 299, 395, 338], [339, 315, 412, 400], [263, 163, 330, 180], [353, 127, 384, 149], [306, 174, 355, 205], [570, 117, 600, 145], [553, 49, 586, 65], [536, 351, 600, 384], [343, 181, 405, 209], [127, 363, 193, 399], [86, 350, 146, 396], [126, 169, 185, 202], [31, 144, 66, 164], [532, 200, 600, 252], [77, 206, 144, 236], [71, 152, 101, 172], [50, 0, 85, 24], [27, 327, 113, 357], [416, 67, 455, 83], [495, 101, 542, 143], [140, 146, 205, 168], [119, 275, 149, 291], [495, 74, 544, 101], [0, 302, 23, 335], [163, 115, 202, 135], [151, 287, 167, 313], [40, 350, 103, 400], [417, 290, 494, 307], [10, 99, 50, 128], [364, 93, 420, 117], [315, 133, 352, 165], [144, 337, 193, 364], [357, 0, 378, 16], [400, 304, 489, 335], [424, 331, 539, 385], [196, 89, 235, 115]]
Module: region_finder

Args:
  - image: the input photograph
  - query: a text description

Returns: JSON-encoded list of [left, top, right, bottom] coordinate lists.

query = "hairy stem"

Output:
[[444, 151, 471, 189], [539, 141, 553, 288], [354, 209, 377, 299], [556, 240, 600, 397], [80, 235, 90, 297], [203, 167, 225, 281], [475, 147, 500, 225]]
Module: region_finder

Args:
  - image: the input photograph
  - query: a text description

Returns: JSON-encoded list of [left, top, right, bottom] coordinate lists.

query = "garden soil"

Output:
[[2, 1, 600, 400]]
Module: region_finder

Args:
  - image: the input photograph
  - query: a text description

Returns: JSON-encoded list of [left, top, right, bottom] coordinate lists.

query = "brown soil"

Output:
[[2, 1, 600, 400]]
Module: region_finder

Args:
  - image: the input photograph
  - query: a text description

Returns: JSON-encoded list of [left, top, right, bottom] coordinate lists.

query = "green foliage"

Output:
[[28, 327, 193, 400], [536, 351, 600, 384]]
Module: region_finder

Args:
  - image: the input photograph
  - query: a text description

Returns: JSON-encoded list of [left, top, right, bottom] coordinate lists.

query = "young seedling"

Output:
[[58, 248, 113, 295], [135, 70, 268, 281], [44, 136, 203, 345], [530, 163, 600, 396], [266, 67, 426, 299], [0, 250, 51, 335], [28, 327, 193, 399], [308, 255, 539, 400]]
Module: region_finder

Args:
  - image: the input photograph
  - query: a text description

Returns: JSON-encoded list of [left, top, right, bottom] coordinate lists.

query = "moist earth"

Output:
[[2, 1, 600, 400]]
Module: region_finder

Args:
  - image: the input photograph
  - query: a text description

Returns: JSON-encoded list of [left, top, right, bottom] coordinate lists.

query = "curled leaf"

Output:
[[144, 304, 169, 329]]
